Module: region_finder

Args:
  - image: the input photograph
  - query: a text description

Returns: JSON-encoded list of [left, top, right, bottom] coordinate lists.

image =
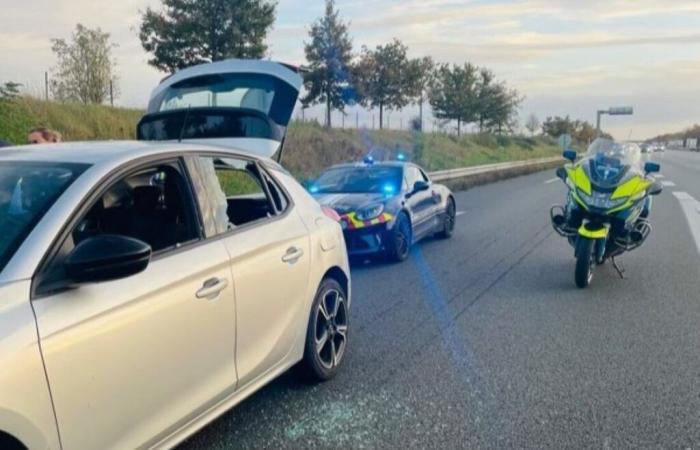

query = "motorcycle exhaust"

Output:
[[614, 219, 652, 251]]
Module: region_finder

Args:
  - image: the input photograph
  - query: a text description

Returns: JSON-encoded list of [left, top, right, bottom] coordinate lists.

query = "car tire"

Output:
[[386, 212, 412, 262], [299, 278, 349, 382], [437, 197, 456, 239]]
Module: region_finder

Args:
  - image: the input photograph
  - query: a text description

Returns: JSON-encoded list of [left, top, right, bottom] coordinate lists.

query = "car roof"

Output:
[[0, 140, 273, 167]]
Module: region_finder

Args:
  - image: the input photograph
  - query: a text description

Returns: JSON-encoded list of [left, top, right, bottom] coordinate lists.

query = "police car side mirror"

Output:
[[413, 180, 430, 193]]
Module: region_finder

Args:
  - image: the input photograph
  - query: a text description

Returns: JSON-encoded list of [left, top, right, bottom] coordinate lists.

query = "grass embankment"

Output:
[[0, 97, 562, 179]]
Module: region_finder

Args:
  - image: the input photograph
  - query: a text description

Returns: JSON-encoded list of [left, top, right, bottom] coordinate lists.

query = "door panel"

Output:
[[220, 211, 310, 387], [32, 241, 237, 450]]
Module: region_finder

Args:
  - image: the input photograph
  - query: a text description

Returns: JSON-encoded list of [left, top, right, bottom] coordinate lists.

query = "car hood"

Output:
[[313, 193, 388, 214], [137, 59, 302, 159]]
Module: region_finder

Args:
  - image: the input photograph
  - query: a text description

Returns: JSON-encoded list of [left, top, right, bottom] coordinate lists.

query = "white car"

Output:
[[0, 60, 350, 449]]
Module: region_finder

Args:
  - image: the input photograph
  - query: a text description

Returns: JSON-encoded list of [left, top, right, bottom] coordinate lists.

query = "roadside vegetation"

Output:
[[0, 97, 560, 180]]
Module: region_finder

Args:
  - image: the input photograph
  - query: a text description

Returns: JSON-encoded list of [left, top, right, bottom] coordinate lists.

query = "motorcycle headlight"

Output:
[[577, 190, 627, 210], [356, 203, 385, 221]]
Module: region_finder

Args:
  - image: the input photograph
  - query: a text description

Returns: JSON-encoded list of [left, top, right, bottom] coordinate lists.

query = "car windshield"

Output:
[[0, 162, 87, 273], [585, 138, 642, 170], [313, 166, 403, 194]]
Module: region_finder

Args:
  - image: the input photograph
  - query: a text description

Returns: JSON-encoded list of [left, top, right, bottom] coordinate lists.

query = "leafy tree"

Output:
[[0, 82, 22, 99], [485, 84, 522, 134], [405, 56, 434, 132], [302, 0, 354, 128], [354, 39, 412, 129], [428, 63, 479, 136], [50, 24, 118, 104], [139, 0, 277, 73], [525, 113, 540, 136], [542, 116, 602, 143]]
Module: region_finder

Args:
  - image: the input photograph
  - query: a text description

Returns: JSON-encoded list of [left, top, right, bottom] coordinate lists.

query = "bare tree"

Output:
[[50, 24, 119, 104], [525, 113, 540, 136]]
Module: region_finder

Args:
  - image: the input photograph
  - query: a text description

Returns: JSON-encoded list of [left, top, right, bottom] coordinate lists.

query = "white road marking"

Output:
[[661, 181, 676, 187], [654, 174, 665, 179], [456, 211, 466, 217], [545, 178, 560, 184], [673, 191, 700, 255]]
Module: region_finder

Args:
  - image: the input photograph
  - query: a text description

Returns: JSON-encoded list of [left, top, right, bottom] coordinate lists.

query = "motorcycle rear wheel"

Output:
[[575, 237, 595, 288]]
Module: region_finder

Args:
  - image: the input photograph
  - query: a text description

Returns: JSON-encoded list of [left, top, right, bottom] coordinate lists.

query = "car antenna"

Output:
[[178, 106, 192, 143]]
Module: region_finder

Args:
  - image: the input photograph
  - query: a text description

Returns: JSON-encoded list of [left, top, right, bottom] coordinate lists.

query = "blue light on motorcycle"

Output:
[[397, 152, 406, 161], [383, 184, 396, 194]]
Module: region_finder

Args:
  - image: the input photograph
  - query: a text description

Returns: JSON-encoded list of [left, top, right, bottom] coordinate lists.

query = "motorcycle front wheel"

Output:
[[575, 237, 595, 288]]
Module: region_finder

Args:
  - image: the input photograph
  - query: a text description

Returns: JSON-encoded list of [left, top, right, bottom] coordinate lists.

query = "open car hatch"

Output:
[[137, 59, 302, 159]]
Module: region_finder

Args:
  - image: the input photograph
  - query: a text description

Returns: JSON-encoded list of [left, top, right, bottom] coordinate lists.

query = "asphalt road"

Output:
[[181, 149, 700, 449]]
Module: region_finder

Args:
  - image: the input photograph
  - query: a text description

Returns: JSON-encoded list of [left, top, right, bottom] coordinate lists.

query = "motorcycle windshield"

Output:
[[584, 138, 643, 188]]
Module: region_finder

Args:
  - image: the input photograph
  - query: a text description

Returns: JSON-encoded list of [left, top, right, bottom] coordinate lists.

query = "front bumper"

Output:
[[342, 223, 390, 256]]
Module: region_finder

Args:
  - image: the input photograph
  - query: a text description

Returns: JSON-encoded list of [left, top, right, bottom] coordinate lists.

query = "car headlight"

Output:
[[355, 203, 385, 221], [577, 190, 627, 210]]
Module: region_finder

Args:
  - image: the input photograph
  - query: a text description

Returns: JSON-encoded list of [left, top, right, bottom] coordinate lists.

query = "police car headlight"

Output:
[[356, 203, 385, 221], [577, 190, 627, 210]]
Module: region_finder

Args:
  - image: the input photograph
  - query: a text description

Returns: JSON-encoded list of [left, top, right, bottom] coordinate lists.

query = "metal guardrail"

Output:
[[428, 156, 563, 181]]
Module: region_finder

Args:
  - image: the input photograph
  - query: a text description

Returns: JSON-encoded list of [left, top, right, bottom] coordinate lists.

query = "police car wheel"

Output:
[[387, 213, 411, 262], [437, 197, 456, 239]]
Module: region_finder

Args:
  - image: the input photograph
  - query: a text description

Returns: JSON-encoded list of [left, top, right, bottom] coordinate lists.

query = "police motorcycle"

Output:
[[551, 138, 663, 288]]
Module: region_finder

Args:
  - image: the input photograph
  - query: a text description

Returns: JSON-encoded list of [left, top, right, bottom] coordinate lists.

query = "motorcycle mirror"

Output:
[[563, 149, 577, 162], [556, 167, 567, 181], [644, 161, 660, 174]]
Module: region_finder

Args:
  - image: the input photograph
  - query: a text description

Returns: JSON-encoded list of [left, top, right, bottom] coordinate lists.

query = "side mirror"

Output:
[[65, 235, 152, 284], [563, 149, 577, 162], [648, 181, 663, 196], [555, 167, 567, 181], [644, 161, 660, 174], [413, 180, 430, 193]]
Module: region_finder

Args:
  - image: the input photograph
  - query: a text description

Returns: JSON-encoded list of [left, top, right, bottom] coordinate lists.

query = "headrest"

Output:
[[133, 186, 161, 212]]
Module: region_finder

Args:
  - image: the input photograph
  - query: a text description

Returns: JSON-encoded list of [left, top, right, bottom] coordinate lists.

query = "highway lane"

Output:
[[181, 150, 700, 449]]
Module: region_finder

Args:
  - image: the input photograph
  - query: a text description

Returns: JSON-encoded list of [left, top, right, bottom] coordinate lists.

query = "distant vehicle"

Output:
[[0, 60, 352, 450], [309, 159, 456, 262]]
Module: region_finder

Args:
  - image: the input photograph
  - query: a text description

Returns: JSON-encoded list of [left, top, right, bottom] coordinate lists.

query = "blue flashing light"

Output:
[[397, 152, 406, 161], [363, 155, 375, 165], [383, 184, 396, 195], [309, 185, 320, 193]]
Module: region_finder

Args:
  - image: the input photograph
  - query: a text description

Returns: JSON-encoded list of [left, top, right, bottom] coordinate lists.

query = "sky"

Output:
[[2, 0, 700, 139]]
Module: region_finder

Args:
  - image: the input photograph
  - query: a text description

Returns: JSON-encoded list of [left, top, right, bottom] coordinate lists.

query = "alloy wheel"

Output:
[[314, 288, 348, 370]]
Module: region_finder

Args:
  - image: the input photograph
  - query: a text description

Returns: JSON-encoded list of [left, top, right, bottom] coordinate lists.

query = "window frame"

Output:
[[32, 154, 205, 299], [185, 152, 295, 241]]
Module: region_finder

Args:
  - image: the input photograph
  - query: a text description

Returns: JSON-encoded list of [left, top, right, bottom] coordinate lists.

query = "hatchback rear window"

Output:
[[0, 162, 88, 272]]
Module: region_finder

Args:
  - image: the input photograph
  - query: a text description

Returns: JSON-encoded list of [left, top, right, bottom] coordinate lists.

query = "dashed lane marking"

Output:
[[456, 211, 466, 217], [544, 178, 559, 184], [661, 181, 676, 187]]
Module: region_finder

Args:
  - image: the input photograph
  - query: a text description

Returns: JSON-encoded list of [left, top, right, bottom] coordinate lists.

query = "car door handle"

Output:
[[281, 246, 304, 264], [196, 277, 229, 300]]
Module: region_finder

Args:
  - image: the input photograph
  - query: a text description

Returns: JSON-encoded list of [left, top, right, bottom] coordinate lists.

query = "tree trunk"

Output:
[[419, 97, 424, 132], [457, 118, 461, 136], [326, 97, 332, 128], [379, 103, 384, 130]]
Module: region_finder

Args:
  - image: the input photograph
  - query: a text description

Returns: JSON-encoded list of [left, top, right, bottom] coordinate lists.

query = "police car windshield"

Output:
[[314, 165, 403, 194]]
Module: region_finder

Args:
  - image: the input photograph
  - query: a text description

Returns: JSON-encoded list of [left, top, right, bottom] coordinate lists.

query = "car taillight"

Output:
[[322, 206, 341, 222]]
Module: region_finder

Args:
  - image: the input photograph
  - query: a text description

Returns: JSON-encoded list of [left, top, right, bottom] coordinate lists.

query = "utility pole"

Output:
[[109, 80, 114, 107], [372, 114, 375, 130], [596, 106, 633, 136], [44, 71, 48, 100]]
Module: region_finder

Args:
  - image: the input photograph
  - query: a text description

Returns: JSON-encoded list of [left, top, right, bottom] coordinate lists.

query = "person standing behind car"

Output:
[[27, 127, 62, 144]]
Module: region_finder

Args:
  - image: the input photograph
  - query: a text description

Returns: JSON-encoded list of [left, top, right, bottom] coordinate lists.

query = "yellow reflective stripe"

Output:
[[578, 225, 608, 239], [347, 213, 365, 228], [611, 176, 652, 200], [571, 191, 589, 210], [370, 218, 381, 225], [606, 200, 634, 215], [567, 165, 591, 195]]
